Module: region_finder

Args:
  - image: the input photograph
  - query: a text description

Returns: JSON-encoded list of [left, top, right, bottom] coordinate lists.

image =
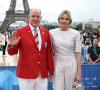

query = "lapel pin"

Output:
[[42, 32, 44, 34], [28, 31, 30, 32]]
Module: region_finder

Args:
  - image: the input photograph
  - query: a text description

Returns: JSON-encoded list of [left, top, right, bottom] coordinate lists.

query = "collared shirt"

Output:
[[29, 24, 42, 51]]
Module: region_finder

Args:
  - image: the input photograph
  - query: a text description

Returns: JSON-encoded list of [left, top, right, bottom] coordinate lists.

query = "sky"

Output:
[[0, 0, 100, 23]]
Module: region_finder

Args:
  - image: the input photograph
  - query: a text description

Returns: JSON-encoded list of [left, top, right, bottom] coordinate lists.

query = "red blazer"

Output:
[[7, 24, 54, 79]]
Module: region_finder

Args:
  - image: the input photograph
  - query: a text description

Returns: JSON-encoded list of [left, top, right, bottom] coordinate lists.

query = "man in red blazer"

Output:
[[7, 8, 54, 90]]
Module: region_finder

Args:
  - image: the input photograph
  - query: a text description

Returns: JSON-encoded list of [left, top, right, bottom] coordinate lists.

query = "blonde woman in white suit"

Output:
[[49, 10, 81, 90]]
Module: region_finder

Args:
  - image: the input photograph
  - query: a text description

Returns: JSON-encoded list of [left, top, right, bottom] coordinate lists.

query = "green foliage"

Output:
[[75, 23, 97, 32], [97, 25, 100, 31], [76, 23, 82, 30], [40, 24, 59, 30]]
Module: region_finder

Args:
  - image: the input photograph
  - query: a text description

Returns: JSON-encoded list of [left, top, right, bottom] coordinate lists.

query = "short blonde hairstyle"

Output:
[[58, 10, 72, 25]]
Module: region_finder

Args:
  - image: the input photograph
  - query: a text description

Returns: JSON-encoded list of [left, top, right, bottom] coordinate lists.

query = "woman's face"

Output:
[[59, 14, 70, 27]]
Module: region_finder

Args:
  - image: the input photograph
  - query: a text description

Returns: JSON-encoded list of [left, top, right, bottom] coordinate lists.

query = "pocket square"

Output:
[[45, 42, 47, 48]]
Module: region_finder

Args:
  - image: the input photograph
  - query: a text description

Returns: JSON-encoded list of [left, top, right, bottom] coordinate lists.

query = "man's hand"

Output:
[[48, 73, 52, 81], [9, 31, 21, 46]]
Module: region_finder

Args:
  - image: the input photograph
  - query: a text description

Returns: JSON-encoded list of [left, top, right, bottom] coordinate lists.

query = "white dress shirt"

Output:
[[29, 24, 42, 51]]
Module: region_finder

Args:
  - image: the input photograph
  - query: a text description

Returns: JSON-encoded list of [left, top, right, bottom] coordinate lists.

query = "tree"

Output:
[[97, 25, 100, 31], [75, 23, 82, 30], [75, 23, 96, 32]]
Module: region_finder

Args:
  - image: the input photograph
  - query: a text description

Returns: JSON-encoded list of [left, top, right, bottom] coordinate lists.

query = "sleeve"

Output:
[[74, 32, 81, 52], [46, 31, 54, 76], [81, 46, 87, 63], [99, 47, 100, 54], [81, 47, 84, 57], [49, 30, 54, 55], [87, 47, 91, 54]]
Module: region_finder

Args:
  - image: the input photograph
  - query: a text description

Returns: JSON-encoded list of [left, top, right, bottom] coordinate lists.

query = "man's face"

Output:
[[85, 38, 90, 45], [28, 9, 42, 27], [93, 39, 99, 46]]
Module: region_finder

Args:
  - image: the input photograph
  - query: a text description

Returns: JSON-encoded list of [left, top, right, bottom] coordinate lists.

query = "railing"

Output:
[[0, 64, 100, 90], [81, 64, 100, 90]]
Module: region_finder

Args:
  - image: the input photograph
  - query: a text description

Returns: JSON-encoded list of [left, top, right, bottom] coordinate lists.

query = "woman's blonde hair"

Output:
[[58, 10, 72, 25]]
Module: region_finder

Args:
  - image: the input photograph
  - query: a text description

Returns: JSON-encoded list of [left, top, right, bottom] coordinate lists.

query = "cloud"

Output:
[[0, 0, 100, 22]]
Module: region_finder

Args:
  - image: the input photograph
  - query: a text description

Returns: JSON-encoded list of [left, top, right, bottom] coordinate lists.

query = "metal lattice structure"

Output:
[[0, 0, 30, 31]]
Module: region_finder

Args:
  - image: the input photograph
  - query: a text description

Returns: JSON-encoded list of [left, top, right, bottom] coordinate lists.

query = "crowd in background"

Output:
[[0, 29, 100, 65], [80, 30, 100, 64], [0, 30, 11, 65]]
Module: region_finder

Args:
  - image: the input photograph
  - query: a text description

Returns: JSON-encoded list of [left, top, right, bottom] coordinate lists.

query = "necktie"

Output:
[[34, 28, 39, 48]]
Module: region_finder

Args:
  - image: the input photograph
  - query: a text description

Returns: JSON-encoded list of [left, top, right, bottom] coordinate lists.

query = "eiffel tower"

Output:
[[0, 0, 30, 31]]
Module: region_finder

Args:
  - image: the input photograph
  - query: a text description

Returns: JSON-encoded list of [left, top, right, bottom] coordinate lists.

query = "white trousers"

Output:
[[18, 77, 48, 90], [53, 56, 76, 90]]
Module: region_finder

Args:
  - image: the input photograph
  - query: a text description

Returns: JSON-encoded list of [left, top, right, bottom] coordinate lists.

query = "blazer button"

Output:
[[39, 53, 40, 55], [38, 62, 40, 64]]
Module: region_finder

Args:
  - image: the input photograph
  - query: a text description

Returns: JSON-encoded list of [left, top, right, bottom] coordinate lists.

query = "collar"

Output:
[[29, 24, 39, 31], [92, 45, 98, 49]]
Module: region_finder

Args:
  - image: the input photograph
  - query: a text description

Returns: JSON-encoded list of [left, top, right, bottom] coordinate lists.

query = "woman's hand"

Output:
[[74, 71, 81, 82]]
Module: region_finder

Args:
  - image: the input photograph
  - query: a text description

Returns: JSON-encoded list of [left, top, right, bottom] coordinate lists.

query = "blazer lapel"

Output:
[[39, 27, 45, 52], [26, 24, 39, 50]]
